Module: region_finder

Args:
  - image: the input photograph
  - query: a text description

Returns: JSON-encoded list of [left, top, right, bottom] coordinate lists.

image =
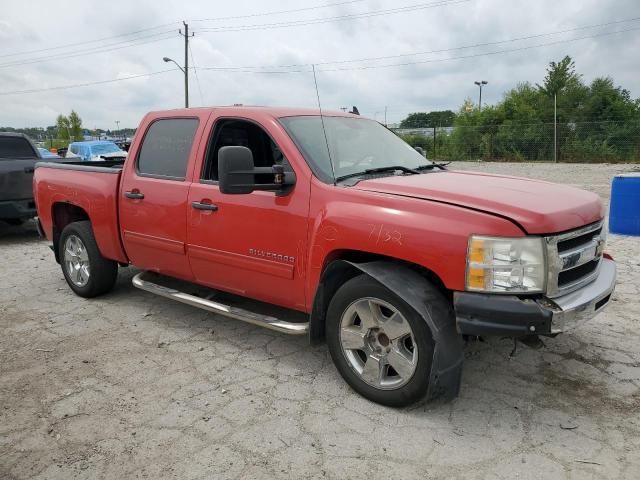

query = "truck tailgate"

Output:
[[34, 163, 128, 264]]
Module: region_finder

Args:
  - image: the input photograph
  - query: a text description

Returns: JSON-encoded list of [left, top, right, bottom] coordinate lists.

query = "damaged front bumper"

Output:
[[454, 258, 616, 336]]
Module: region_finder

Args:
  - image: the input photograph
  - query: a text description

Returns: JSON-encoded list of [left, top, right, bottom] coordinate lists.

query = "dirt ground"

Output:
[[1, 162, 639, 480]]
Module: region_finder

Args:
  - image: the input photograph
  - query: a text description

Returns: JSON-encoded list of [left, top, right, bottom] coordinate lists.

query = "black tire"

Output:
[[59, 221, 118, 298], [326, 274, 437, 407]]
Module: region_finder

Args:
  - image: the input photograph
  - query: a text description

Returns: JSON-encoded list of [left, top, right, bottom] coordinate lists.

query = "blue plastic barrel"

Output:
[[609, 174, 640, 236]]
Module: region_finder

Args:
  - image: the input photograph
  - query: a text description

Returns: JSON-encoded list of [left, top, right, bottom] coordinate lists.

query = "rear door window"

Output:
[[137, 118, 199, 179], [0, 137, 36, 159]]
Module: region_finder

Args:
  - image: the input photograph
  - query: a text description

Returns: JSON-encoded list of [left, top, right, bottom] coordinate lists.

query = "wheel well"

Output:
[[51, 203, 90, 263], [309, 250, 450, 344]]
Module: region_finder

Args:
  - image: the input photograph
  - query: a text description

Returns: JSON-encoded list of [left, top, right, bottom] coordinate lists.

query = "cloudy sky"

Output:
[[1, 0, 639, 129]]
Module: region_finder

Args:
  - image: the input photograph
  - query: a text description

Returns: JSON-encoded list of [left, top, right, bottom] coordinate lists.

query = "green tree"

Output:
[[580, 77, 639, 121], [68, 110, 83, 141], [400, 110, 456, 128], [444, 55, 640, 162], [56, 114, 70, 140], [537, 55, 581, 97], [400, 112, 429, 128]]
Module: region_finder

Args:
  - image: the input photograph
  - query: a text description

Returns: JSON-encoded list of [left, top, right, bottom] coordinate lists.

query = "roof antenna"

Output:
[[312, 64, 336, 185]]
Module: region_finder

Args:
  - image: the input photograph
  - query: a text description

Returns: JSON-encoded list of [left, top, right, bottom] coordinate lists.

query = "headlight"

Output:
[[466, 235, 546, 293]]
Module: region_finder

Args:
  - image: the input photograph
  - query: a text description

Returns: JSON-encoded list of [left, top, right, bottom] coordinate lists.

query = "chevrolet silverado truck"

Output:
[[0, 132, 52, 225], [33, 107, 616, 406]]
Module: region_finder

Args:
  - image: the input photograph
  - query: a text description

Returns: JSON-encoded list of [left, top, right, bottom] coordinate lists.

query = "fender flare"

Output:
[[314, 259, 465, 401]]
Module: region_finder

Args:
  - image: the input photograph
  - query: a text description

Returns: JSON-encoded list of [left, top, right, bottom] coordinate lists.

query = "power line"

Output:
[[2, 17, 638, 96], [192, 0, 366, 22], [189, 44, 204, 106], [197, 16, 640, 71], [318, 25, 640, 72], [0, 1, 466, 69], [197, 0, 470, 33], [197, 23, 640, 74], [0, 30, 177, 69], [0, 22, 180, 59], [0, 69, 177, 96], [305, 16, 640, 68], [0, 0, 366, 61]]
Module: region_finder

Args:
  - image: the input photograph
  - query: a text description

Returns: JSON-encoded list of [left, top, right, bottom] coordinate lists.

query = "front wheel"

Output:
[[59, 221, 118, 298], [326, 275, 435, 407]]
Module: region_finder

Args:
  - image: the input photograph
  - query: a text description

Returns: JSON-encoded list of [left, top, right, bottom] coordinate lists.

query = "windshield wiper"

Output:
[[416, 162, 450, 171], [336, 165, 420, 182]]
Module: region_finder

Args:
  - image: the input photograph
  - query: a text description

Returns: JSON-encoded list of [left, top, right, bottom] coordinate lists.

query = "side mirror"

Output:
[[218, 145, 297, 196], [218, 146, 255, 195]]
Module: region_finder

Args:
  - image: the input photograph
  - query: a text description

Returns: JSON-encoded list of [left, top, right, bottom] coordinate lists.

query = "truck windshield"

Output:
[[91, 143, 122, 155], [0, 137, 36, 159], [280, 116, 431, 183]]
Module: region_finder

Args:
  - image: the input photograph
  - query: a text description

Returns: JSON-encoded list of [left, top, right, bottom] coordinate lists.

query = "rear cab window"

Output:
[[0, 136, 36, 159], [137, 118, 199, 180]]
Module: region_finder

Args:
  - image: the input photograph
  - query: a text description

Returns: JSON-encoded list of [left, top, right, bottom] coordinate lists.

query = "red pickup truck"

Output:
[[34, 106, 616, 406]]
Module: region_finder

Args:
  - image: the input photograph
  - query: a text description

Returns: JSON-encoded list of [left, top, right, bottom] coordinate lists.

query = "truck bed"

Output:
[[34, 160, 128, 263]]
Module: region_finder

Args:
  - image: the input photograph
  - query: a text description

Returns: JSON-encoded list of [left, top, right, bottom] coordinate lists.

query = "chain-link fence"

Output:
[[396, 120, 640, 163]]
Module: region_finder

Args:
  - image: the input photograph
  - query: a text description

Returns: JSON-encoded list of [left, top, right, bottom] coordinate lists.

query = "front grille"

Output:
[[546, 221, 604, 298], [558, 259, 600, 285], [557, 227, 602, 253]]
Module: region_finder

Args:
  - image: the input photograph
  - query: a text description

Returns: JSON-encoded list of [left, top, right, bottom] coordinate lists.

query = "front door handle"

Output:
[[24, 167, 35, 174], [124, 191, 144, 200], [191, 201, 218, 211]]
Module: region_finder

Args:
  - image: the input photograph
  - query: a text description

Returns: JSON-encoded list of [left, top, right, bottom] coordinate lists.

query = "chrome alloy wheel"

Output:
[[339, 297, 418, 390], [64, 234, 90, 287]]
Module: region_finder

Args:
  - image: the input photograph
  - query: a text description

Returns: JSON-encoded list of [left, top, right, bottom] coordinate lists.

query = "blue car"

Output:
[[66, 141, 126, 162], [37, 147, 60, 158]]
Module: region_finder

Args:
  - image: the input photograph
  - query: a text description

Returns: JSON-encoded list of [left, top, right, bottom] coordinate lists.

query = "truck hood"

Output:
[[352, 170, 603, 234]]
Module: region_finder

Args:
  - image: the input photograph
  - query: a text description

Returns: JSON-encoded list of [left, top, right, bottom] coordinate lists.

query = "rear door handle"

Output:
[[124, 191, 144, 200], [191, 201, 218, 211], [24, 167, 34, 174]]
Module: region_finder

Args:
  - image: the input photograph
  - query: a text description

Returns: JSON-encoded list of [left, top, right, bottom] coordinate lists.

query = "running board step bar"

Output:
[[132, 271, 308, 335]]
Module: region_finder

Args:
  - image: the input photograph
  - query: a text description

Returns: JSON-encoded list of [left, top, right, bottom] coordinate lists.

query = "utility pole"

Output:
[[179, 22, 194, 108], [164, 22, 193, 108], [384, 106, 387, 127], [115, 120, 120, 141]]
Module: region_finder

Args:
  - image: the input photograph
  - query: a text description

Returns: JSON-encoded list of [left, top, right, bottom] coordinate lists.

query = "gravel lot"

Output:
[[1, 162, 639, 480]]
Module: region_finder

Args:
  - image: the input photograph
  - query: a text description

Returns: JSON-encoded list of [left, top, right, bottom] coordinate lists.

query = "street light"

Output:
[[163, 56, 188, 108], [474, 80, 488, 111]]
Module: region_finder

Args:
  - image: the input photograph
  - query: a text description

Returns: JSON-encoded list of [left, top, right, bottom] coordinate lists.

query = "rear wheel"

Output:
[[326, 275, 435, 407], [59, 221, 118, 298]]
